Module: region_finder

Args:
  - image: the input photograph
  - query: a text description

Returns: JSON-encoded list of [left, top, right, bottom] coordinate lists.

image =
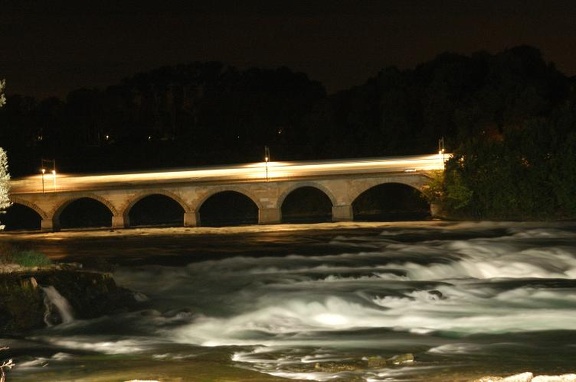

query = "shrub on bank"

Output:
[[10, 251, 52, 268], [0, 244, 52, 268]]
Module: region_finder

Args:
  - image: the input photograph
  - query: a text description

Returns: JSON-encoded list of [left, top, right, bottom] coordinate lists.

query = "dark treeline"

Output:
[[2, 45, 576, 219], [1, 63, 328, 175]]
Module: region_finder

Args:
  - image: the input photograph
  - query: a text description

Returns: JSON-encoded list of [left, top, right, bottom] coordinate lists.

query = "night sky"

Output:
[[2, 0, 576, 99]]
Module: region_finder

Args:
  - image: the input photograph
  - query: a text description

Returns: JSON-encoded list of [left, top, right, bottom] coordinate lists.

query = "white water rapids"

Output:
[[42, 286, 75, 325], [5, 221, 576, 381]]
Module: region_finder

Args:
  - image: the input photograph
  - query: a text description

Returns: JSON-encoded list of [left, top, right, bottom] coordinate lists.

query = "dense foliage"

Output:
[[0, 148, 9, 224], [0, 80, 10, 228], [439, 107, 576, 220], [411, 47, 576, 220], [0, 80, 5, 108]]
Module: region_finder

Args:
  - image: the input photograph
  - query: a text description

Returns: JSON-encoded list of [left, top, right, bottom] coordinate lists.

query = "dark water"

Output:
[[2, 221, 576, 381]]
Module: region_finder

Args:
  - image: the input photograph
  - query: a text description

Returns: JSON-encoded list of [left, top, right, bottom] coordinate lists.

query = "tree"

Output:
[[0, 346, 14, 382], [0, 81, 14, 382], [0, 79, 11, 229], [0, 79, 5, 108]]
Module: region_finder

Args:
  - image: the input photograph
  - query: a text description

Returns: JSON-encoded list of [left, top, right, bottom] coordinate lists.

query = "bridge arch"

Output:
[[2, 199, 45, 231], [279, 183, 335, 223], [124, 190, 189, 228], [7, 196, 48, 219], [194, 186, 263, 210], [125, 189, 190, 212], [348, 175, 429, 202], [277, 182, 337, 207], [53, 194, 117, 230], [197, 189, 259, 227], [352, 182, 430, 221]]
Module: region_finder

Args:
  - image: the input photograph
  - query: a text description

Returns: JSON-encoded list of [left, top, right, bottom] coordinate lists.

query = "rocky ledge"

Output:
[[0, 264, 138, 335]]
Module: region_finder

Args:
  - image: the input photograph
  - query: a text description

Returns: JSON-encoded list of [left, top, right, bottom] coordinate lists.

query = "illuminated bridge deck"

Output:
[[8, 154, 447, 231]]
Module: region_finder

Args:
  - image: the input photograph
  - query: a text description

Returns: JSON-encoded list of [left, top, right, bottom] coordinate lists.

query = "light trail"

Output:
[[9, 154, 448, 194]]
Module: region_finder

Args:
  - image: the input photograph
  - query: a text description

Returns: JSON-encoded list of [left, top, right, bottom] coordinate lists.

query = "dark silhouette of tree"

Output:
[[2, 44, 575, 205]]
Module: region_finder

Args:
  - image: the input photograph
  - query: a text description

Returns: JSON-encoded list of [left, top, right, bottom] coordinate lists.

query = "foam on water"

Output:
[[42, 286, 75, 325], [111, 224, 576, 349]]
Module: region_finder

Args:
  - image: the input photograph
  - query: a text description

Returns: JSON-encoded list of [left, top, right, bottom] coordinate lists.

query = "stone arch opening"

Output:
[[352, 183, 430, 221], [199, 191, 258, 227], [58, 197, 113, 230], [281, 186, 332, 223], [128, 194, 185, 227], [2, 203, 42, 231]]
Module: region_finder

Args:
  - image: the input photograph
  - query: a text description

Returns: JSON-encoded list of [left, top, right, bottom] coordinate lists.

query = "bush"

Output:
[[0, 243, 17, 264], [10, 250, 52, 268], [0, 243, 52, 268]]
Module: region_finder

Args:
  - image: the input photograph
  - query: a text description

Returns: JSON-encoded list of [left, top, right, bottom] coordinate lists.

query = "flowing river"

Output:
[[2, 221, 576, 381]]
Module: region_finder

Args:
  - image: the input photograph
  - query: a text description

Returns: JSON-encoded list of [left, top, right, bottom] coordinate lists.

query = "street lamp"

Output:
[[438, 137, 445, 155], [41, 168, 45, 193], [438, 137, 445, 163], [264, 146, 270, 181], [41, 159, 56, 192]]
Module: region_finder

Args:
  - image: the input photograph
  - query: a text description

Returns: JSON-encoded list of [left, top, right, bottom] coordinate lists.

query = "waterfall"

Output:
[[42, 286, 75, 326]]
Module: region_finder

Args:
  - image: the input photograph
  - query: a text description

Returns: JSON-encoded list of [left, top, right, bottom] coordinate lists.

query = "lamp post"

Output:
[[41, 168, 45, 193], [264, 146, 270, 181], [41, 159, 56, 192], [438, 137, 445, 163]]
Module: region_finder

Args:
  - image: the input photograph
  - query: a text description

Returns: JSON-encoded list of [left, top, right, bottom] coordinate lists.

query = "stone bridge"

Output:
[[7, 155, 444, 231]]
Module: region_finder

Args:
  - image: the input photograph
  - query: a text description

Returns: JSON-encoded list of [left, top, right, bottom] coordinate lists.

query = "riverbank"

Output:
[[0, 265, 137, 335], [0, 222, 454, 265], [0, 220, 555, 264], [1, 221, 450, 239]]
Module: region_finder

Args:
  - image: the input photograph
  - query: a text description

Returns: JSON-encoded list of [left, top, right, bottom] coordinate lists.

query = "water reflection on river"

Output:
[[2, 221, 576, 381]]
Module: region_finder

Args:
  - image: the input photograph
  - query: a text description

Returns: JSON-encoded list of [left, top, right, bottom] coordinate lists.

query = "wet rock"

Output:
[[314, 360, 365, 372], [314, 353, 415, 373], [0, 267, 139, 335], [0, 275, 45, 333], [365, 355, 387, 368], [387, 353, 414, 365]]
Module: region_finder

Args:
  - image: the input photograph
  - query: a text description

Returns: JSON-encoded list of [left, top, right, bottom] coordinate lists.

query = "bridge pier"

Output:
[[112, 215, 126, 229], [184, 211, 199, 227], [259, 208, 281, 224], [332, 205, 353, 222], [40, 218, 54, 232]]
